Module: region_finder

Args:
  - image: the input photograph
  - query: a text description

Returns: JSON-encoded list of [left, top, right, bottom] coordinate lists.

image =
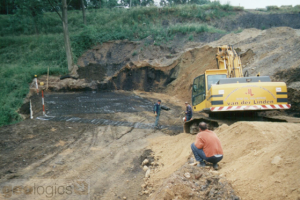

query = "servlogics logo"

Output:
[[0, 179, 90, 199]]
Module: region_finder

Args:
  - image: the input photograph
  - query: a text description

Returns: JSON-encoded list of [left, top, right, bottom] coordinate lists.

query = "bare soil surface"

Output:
[[0, 91, 186, 200], [0, 120, 160, 200]]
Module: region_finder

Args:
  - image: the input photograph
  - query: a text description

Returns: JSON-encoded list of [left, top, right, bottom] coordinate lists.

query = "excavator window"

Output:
[[207, 74, 227, 90], [192, 75, 205, 106]]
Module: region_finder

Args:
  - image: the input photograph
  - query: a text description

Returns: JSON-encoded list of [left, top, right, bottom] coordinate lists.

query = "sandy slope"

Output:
[[217, 122, 300, 200], [147, 122, 300, 200]]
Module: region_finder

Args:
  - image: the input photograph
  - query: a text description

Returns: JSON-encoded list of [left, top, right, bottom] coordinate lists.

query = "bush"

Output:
[[266, 6, 279, 11]]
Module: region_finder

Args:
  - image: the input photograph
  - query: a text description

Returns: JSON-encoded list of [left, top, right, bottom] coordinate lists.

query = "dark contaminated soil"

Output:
[[77, 64, 108, 82], [273, 67, 300, 113], [27, 91, 183, 130], [109, 65, 179, 92]]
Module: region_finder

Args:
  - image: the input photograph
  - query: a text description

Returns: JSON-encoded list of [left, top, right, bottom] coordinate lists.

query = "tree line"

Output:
[[1, 0, 211, 15]]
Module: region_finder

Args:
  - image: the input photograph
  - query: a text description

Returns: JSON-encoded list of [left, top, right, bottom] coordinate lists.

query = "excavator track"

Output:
[[183, 112, 289, 134]]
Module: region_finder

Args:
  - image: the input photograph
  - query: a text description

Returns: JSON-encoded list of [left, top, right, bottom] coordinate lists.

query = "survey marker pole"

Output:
[[42, 90, 46, 116]]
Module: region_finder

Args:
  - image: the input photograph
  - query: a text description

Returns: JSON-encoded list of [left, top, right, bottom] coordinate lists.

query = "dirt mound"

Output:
[[146, 121, 300, 200], [142, 133, 239, 199], [216, 122, 300, 200]]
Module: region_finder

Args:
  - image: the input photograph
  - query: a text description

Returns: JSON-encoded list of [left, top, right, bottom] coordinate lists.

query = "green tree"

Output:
[[160, 0, 209, 5], [80, 0, 86, 25], [0, 0, 16, 14], [90, 0, 105, 8], [189, 0, 210, 4], [107, 0, 118, 8], [122, 0, 153, 7], [47, 0, 77, 73], [14, 0, 46, 34]]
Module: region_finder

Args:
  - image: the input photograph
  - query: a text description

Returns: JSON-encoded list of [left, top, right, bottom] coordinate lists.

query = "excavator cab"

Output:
[[192, 70, 227, 112]]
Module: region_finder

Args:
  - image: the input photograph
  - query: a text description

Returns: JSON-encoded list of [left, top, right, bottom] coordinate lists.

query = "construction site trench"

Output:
[[2, 26, 300, 200]]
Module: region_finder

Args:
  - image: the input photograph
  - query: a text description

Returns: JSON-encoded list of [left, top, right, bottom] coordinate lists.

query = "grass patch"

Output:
[[0, 35, 68, 126]]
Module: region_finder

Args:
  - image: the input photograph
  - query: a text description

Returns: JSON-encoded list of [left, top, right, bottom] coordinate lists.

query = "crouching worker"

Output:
[[191, 122, 223, 170]]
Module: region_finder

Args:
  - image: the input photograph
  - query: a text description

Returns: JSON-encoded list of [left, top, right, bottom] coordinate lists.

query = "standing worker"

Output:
[[190, 122, 223, 170], [185, 102, 193, 121], [154, 100, 161, 128]]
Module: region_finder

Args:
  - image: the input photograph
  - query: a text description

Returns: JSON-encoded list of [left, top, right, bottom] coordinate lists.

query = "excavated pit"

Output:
[[108, 65, 179, 91]]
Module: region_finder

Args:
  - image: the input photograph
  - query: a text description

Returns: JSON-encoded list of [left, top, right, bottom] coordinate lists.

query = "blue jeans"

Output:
[[155, 115, 160, 126], [186, 115, 192, 121], [191, 143, 223, 164]]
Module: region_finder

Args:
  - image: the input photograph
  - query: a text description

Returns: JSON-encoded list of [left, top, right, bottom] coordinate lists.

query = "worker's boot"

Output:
[[197, 161, 206, 167], [213, 163, 219, 170]]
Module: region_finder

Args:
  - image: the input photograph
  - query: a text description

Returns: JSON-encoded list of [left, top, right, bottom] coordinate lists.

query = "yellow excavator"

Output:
[[184, 45, 291, 133]]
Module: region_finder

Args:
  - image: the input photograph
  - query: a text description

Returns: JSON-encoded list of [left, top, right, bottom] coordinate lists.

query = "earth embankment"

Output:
[[145, 121, 300, 200]]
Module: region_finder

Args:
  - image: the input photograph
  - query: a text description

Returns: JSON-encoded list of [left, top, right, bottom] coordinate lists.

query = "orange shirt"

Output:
[[194, 129, 223, 157]]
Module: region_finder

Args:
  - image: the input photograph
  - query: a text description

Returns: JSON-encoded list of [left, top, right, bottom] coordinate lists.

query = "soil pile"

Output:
[[217, 122, 300, 200], [146, 121, 300, 200], [141, 133, 239, 199]]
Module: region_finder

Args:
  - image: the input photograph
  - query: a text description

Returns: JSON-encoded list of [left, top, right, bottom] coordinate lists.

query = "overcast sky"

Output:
[[218, 0, 299, 9]]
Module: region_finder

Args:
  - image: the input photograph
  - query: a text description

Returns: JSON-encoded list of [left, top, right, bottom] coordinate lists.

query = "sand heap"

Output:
[[147, 122, 300, 200], [217, 122, 300, 200]]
